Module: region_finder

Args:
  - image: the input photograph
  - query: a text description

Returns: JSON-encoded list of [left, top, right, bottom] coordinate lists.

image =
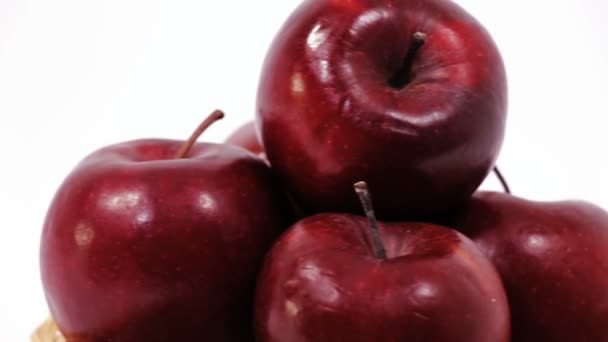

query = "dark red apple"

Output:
[[224, 121, 265, 159], [40, 111, 292, 341], [452, 191, 608, 341], [257, 0, 507, 219], [255, 182, 510, 341], [225, 121, 309, 219]]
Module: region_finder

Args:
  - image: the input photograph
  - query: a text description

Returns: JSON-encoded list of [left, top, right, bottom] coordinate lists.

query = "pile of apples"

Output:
[[39, 0, 608, 341]]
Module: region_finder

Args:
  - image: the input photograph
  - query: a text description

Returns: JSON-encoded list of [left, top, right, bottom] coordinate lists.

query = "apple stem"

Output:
[[354, 181, 387, 260], [389, 32, 427, 89], [493, 166, 511, 194], [174, 110, 225, 159]]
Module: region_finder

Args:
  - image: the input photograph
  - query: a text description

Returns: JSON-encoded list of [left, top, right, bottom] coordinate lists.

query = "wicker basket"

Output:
[[31, 318, 65, 342]]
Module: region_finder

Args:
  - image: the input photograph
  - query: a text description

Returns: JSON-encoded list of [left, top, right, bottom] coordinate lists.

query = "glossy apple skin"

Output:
[[224, 121, 264, 158], [40, 140, 292, 341], [255, 214, 510, 341], [225, 122, 308, 219], [257, 0, 507, 219], [452, 191, 608, 341]]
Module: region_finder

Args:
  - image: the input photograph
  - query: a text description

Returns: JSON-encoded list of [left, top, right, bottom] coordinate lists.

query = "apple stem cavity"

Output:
[[389, 32, 427, 89], [354, 181, 387, 260], [492, 166, 511, 194], [175, 110, 225, 159]]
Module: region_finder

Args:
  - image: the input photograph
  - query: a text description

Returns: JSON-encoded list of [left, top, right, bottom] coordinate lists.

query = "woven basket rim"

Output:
[[31, 317, 65, 342]]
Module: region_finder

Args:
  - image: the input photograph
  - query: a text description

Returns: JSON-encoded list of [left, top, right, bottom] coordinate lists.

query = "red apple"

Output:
[[225, 121, 309, 219], [257, 0, 507, 219], [40, 111, 292, 340], [255, 182, 510, 341], [452, 191, 608, 341], [224, 121, 265, 159]]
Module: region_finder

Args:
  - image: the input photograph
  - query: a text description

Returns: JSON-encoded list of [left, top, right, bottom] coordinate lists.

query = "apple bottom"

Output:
[[255, 214, 510, 342], [33, 294, 257, 341], [63, 296, 254, 341]]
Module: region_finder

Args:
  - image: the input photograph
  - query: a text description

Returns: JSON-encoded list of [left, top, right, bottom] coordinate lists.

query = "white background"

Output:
[[1, 0, 607, 339]]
